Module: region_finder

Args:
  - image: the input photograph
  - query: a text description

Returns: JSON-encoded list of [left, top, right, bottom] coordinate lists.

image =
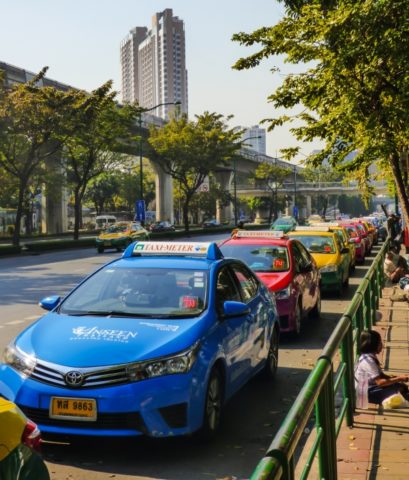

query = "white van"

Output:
[[95, 215, 117, 229]]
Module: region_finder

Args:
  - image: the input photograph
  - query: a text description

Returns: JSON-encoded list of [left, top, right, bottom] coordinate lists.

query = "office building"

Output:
[[240, 125, 266, 155], [120, 9, 188, 119]]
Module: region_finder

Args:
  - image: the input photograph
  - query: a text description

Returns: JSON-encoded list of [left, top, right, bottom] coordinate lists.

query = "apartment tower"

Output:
[[120, 8, 188, 119]]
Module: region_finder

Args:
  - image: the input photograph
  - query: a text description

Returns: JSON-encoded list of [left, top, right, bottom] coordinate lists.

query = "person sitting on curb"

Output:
[[355, 330, 409, 405], [383, 250, 409, 283]]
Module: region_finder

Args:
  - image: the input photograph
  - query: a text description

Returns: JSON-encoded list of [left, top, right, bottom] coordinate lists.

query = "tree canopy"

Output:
[[233, 0, 409, 223]]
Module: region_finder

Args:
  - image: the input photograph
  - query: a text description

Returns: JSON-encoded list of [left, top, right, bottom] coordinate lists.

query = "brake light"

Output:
[[22, 419, 42, 452]]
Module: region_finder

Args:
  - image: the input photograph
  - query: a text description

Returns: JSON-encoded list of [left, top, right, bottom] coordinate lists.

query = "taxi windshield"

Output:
[[59, 267, 208, 318], [290, 235, 336, 254], [105, 224, 129, 233], [220, 244, 290, 272]]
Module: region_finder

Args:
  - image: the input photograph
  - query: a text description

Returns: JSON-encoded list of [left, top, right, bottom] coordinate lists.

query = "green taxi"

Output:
[[0, 397, 49, 480], [288, 226, 351, 296], [96, 221, 150, 253]]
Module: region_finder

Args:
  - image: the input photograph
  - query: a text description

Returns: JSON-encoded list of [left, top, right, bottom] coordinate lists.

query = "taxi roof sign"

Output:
[[233, 230, 285, 239], [314, 222, 340, 228], [125, 241, 223, 260], [294, 226, 330, 232]]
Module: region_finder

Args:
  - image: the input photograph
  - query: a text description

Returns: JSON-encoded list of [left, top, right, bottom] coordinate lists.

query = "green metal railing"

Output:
[[251, 239, 390, 480]]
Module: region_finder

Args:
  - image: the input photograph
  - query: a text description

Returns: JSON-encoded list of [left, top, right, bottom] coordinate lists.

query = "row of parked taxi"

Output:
[[0, 217, 382, 477]]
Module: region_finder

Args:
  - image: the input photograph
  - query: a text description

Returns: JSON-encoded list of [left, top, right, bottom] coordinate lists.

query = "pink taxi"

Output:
[[219, 230, 321, 335]]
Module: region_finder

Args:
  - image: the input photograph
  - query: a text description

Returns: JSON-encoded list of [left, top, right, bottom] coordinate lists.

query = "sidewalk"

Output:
[[336, 285, 409, 479]]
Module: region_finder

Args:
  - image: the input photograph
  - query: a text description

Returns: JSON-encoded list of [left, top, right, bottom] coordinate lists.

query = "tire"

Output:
[[97, 246, 104, 254], [293, 301, 302, 336], [310, 289, 321, 320], [263, 328, 279, 380], [200, 368, 223, 439]]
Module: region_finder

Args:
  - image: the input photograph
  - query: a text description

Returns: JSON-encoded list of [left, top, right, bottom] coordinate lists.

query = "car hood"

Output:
[[273, 225, 292, 232], [15, 313, 207, 367], [310, 252, 339, 268], [256, 271, 291, 291]]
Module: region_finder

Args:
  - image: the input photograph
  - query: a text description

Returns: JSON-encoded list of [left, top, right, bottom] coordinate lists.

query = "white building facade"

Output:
[[120, 9, 188, 119], [240, 125, 267, 155]]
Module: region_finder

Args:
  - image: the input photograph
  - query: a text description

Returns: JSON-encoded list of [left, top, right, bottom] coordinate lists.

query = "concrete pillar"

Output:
[[152, 163, 174, 223], [306, 195, 312, 217], [214, 170, 233, 223]]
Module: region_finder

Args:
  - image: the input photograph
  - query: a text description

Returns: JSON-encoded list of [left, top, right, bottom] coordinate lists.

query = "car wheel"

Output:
[[97, 246, 104, 254], [294, 301, 302, 336], [310, 289, 321, 319], [263, 328, 279, 380], [201, 368, 223, 438]]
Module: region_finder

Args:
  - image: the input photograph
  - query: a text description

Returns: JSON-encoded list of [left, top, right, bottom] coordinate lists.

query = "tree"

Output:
[[0, 68, 73, 245], [252, 162, 292, 222], [84, 173, 120, 214], [148, 112, 242, 232], [63, 81, 137, 239], [233, 0, 409, 224]]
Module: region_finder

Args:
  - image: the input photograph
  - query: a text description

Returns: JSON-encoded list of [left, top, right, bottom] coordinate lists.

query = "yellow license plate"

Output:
[[50, 397, 97, 421]]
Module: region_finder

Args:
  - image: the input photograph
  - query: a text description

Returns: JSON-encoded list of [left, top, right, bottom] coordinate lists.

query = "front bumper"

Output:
[[96, 237, 129, 249], [0, 364, 205, 438], [320, 271, 342, 290], [276, 297, 297, 333]]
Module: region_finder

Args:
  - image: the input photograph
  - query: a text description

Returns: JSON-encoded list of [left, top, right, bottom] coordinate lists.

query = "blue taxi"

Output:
[[0, 242, 279, 438]]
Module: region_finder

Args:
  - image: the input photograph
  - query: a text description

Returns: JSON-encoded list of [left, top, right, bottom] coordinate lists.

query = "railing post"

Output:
[[316, 367, 338, 480], [341, 318, 355, 423], [364, 286, 372, 329]]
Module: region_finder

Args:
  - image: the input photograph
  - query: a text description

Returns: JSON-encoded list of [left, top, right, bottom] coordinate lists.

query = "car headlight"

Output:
[[126, 342, 200, 382], [320, 264, 338, 273], [3, 344, 37, 376], [276, 286, 291, 299]]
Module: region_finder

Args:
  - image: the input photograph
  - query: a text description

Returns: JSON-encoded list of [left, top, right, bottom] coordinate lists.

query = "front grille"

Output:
[[159, 403, 187, 428], [30, 360, 129, 389], [20, 406, 146, 432]]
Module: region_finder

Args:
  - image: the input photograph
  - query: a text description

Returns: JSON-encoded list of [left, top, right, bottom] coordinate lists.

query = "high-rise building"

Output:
[[120, 8, 188, 119], [240, 125, 266, 155]]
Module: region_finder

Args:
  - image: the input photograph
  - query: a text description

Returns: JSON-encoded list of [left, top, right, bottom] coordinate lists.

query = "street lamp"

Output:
[[234, 135, 262, 226], [137, 101, 181, 223]]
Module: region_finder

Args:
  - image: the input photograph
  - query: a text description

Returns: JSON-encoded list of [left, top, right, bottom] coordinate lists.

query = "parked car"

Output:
[[219, 230, 321, 335], [202, 219, 221, 228], [149, 221, 175, 232], [340, 222, 366, 264], [0, 241, 279, 439], [271, 216, 298, 233], [96, 222, 150, 253], [0, 396, 49, 479], [288, 226, 351, 296]]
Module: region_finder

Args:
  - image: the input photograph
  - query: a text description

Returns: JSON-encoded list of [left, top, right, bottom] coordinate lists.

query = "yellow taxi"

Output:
[[0, 396, 49, 479], [288, 226, 350, 296], [314, 223, 355, 273], [96, 221, 150, 253]]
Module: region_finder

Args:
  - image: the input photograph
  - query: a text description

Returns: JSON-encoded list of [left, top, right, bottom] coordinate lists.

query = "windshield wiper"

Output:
[[62, 310, 149, 318]]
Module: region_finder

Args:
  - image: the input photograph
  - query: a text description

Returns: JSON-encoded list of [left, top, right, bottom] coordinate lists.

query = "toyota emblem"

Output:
[[64, 371, 84, 387]]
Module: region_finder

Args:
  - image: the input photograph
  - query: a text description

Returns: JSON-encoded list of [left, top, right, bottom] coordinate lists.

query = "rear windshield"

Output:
[[274, 218, 293, 226], [220, 244, 290, 272], [60, 267, 208, 318], [289, 235, 336, 254]]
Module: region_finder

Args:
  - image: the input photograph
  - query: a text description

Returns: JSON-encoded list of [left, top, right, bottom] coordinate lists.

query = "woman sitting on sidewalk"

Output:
[[355, 330, 409, 405], [383, 251, 409, 283]]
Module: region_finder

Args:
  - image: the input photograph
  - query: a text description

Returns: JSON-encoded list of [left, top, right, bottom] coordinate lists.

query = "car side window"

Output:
[[297, 242, 313, 267], [291, 242, 306, 273], [216, 267, 241, 313], [230, 264, 259, 303]]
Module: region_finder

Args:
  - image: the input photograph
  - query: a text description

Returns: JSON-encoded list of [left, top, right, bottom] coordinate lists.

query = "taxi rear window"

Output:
[[290, 235, 336, 254], [220, 244, 290, 272]]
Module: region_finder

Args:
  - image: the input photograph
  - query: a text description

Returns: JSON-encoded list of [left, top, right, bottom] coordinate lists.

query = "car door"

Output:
[[230, 263, 268, 371], [216, 266, 254, 394], [297, 241, 319, 310], [291, 242, 311, 312]]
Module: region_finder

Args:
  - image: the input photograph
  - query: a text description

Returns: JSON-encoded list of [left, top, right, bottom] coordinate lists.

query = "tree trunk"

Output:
[[12, 178, 28, 247], [268, 194, 274, 224], [73, 189, 81, 240], [183, 198, 190, 233], [390, 151, 409, 229]]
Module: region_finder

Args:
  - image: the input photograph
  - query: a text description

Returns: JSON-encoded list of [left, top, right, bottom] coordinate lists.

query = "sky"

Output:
[[0, 0, 323, 160]]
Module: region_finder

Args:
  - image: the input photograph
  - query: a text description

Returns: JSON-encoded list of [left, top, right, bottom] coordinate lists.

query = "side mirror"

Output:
[[341, 247, 350, 254], [39, 295, 61, 311], [222, 301, 250, 319], [348, 238, 356, 244]]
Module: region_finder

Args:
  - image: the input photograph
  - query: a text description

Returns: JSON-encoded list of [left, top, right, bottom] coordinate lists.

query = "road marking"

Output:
[[5, 320, 25, 325], [24, 315, 40, 321]]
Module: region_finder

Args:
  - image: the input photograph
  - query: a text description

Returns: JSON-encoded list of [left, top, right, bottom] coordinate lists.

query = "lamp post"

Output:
[[235, 135, 262, 226], [293, 164, 298, 219], [137, 101, 181, 223]]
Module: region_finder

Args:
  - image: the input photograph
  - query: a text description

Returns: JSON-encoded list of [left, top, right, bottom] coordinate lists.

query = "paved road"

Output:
[[0, 235, 380, 480]]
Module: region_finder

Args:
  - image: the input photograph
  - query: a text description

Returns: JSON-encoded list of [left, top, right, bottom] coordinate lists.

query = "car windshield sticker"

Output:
[[139, 322, 179, 332], [180, 296, 199, 309], [71, 326, 138, 343], [273, 258, 285, 269], [133, 242, 210, 255]]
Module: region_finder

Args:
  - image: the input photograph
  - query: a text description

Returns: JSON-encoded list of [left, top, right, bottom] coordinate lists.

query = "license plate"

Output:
[[50, 397, 97, 421]]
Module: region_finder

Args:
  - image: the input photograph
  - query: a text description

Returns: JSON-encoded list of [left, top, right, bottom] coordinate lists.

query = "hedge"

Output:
[[0, 244, 22, 256], [24, 238, 96, 252]]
